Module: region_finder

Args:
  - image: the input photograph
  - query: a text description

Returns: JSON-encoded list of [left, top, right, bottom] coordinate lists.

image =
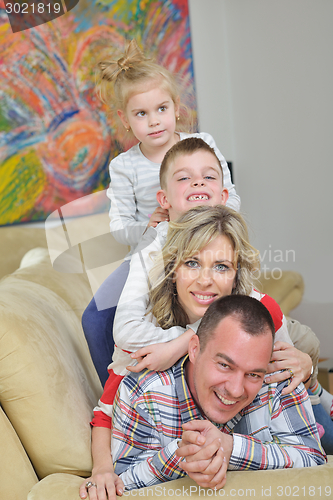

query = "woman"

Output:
[[138, 204, 311, 390]]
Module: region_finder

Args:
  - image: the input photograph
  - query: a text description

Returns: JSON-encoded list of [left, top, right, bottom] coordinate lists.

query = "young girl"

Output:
[[82, 39, 240, 385]]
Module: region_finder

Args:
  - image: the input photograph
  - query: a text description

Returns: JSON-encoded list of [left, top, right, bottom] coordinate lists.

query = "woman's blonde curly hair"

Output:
[[148, 205, 260, 329]]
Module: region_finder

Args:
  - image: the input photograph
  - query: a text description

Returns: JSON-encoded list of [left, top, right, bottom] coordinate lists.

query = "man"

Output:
[[111, 295, 325, 491]]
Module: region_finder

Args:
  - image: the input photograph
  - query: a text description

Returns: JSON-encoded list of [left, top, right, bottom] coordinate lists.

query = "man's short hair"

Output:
[[197, 294, 275, 352], [159, 137, 223, 190]]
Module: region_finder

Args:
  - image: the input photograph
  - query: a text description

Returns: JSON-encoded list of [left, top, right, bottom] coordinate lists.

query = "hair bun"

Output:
[[99, 39, 147, 82], [121, 38, 146, 66]]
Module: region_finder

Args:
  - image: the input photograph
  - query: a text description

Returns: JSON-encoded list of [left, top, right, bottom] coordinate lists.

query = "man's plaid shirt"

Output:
[[111, 356, 326, 490]]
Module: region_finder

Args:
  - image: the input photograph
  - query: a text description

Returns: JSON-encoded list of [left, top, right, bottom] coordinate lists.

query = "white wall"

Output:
[[189, 0, 333, 356]]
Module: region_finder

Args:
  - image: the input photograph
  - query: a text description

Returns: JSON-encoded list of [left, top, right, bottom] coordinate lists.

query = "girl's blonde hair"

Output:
[[95, 39, 193, 134], [148, 205, 260, 329]]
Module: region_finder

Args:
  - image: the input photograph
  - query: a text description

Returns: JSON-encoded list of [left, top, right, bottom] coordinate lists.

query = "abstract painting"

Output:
[[0, 0, 196, 225]]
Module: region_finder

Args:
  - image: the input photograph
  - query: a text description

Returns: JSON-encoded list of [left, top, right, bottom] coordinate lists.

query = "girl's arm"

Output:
[[107, 154, 148, 247], [198, 132, 241, 212]]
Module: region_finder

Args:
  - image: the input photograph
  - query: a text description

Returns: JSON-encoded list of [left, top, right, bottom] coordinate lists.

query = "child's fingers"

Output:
[[152, 207, 169, 216], [131, 347, 151, 359], [149, 207, 169, 222], [126, 358, 147, 372], [127, 365, 142, 373], [150, 214, 169, 223]]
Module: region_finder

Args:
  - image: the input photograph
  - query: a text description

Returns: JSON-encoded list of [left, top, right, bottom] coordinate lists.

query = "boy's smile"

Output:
[[156, 150, 229, 220]]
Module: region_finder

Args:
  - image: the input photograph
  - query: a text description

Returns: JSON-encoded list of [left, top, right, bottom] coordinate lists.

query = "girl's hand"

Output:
[[127, 339, 182, 373], [79, 467, 124, 500], [264, 341, 312, 395], [147, 207, 169, 228]]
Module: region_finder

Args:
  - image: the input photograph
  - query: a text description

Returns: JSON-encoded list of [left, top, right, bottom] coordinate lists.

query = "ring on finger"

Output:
[[288, 369, 294, 379], [86, 481, 97, 489]]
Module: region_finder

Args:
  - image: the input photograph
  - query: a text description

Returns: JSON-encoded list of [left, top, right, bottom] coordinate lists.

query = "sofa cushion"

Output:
[[28, 457, 333, 500], [0, 262, 102, 479], [0, 407, 38, 500]]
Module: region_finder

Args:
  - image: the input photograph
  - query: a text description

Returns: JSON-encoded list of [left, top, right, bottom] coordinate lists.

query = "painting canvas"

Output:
[[0, 0, 196, 225]]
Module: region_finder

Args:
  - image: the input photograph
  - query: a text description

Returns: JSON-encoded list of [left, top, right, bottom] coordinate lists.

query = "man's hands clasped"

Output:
[[176, 420, 233, 490]]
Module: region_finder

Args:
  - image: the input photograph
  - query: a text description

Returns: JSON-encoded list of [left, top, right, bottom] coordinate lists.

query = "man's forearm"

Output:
[[229, 433, 326, 470], [116, 439, 185, 490]]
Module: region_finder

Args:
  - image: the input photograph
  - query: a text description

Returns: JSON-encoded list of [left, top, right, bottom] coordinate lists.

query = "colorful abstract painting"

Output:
[[0, 0, 196, 225]]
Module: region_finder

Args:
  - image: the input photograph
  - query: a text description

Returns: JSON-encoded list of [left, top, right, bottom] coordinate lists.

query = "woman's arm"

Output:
[[265, 341, 313, 394]]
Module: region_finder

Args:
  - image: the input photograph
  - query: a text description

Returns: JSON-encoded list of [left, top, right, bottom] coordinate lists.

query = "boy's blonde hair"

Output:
[[159, 137, 223, 190], [148, 205, 260, 329], [95, 39, 193, 134]]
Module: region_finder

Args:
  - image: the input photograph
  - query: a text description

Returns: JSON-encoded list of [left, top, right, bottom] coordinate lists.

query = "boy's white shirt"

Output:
[[112, 222, 183, 367], [112, 221, 292, 376]]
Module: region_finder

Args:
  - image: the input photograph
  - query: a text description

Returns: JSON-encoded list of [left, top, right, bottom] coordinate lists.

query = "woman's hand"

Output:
[[147, 207, 169, 228], [79, 466, 124, 500], [264, 341, 312, 395]]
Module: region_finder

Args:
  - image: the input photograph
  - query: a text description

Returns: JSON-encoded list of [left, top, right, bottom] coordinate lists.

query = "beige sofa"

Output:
[[1, 213, 332, 500]]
